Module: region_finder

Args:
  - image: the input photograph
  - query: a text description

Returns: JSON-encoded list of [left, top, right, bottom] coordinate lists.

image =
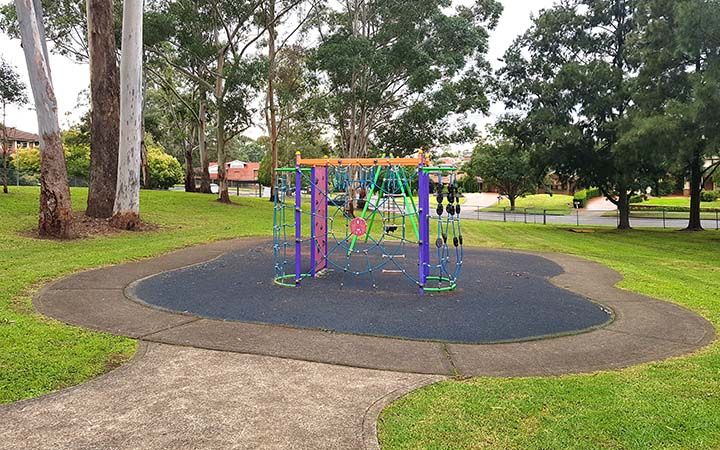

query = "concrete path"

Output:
[[0, 343, 438, 450], [586, 196, 617, 211], [1, 239, 714, 449], [463, 192, 503, 209]]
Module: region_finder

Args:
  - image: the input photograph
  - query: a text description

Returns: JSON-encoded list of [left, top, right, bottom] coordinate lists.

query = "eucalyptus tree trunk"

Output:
[[15, 0, 73, 237], [85, 0, 119, 218], [184, 141, 195, 192], [215, 49, 230, 204], [2, 102, 8, 194], [198, 95, 211, 193], [111, 0, 143, 229], [266, 0, 279, 201]]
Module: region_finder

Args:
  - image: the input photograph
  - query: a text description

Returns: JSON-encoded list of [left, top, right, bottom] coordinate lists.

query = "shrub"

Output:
[[147, 146, 183, 189], [701, 190, 719, 202], [461, 176, 480, 193], [13, 147, 40, 176], [629, 194, 646, 204], [65, 144, 90, 183], [573, 188, 602, 207], [631, 204, 720, 213]]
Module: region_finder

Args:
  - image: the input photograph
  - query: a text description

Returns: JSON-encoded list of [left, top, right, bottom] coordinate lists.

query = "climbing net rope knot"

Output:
[[273, 155, 463, 294]]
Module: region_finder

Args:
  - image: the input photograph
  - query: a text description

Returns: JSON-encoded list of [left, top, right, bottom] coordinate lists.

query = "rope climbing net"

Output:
[[273, 153, 463, 294]]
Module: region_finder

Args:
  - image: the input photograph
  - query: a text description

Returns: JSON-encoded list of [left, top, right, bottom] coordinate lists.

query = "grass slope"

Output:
[[0, 187, 271, 403], [380, 225, 720, 449]]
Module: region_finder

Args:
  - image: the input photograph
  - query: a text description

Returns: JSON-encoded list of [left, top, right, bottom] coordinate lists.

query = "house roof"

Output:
[[1, 126, 40, 142], [208, 161, 260, 182]]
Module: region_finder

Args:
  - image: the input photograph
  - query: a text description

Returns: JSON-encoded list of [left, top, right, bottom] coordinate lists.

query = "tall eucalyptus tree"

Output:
[[15, 0, 73, 237], [111, 0, 143, 229]]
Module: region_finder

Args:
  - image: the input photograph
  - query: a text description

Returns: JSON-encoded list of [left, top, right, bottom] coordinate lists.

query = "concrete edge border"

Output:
[[361, 375, 445, 450], [33, 238, 716, 378]]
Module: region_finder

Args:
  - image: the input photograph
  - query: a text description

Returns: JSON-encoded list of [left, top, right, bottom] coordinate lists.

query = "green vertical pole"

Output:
[[395, 167, 419, 241], [402, 194, 407, 240], [348, 165, 383, 255], [363, 167, 384, 243]]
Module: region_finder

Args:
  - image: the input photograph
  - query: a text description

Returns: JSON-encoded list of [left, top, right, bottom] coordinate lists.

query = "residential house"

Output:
[[201, 160, 262, 195], [208, 160, 260, 183], [0, 127, 40, 155]]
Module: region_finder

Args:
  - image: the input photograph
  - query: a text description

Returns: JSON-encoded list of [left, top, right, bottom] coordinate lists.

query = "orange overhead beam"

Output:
[[295, 155, 425, 167]]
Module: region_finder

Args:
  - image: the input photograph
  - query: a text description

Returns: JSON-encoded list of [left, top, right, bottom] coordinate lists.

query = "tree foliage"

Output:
[[630, 0, 720, 229], [496, 0, 665, 229], [14, 131, 91, 185], [145, 0, 267, 202], [227, 136, 265, 162], [0, 0, 124, 62], [311, 0, 502, 157], [257, 127, 329, 186], [64, 144, 91, 182], [0, 57, 27, 193], [147, 145, 184, 189], [467, 139, 541, 210], [0, 57, 27, 107]]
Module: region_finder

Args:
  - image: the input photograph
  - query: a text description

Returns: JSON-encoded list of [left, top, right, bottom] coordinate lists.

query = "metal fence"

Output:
[[465, 207, 720, 230]]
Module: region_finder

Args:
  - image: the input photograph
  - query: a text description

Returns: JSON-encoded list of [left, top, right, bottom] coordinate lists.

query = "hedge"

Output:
[[573, 187, 602, 208], [630, 204, 720, 213], [701, 191, 719, 202]]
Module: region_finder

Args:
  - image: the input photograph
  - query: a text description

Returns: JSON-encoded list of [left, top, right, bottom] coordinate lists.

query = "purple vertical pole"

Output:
[[309, 166, 328, 276], [295, 157, 303, 286], [418, 166, 430, 295], [310, 168, 317, 276], [318, 167, 328, 272]]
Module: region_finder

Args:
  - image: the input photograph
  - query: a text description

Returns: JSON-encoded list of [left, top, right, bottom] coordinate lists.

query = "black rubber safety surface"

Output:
[[132, 246, 613, 344]]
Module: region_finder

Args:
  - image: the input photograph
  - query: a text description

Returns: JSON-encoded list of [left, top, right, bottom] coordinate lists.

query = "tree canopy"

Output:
[[0, 57, 27, 108], [311, 0, 503, 157], [629, 0, 720, 229], [496, 0, 667, 229], [467, 139, 543, 210], [5, 0, 720, 233]]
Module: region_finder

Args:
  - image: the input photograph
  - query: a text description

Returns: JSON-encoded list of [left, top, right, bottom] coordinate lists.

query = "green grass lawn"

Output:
[[3, 187, 720, 450], [0, 186, 271, 404], [380, 225, 720, 450], [481, 194, 574, 215], [598, 196, 720, 220], [642, 196, 720, 209], [618, 210, 720, 221]]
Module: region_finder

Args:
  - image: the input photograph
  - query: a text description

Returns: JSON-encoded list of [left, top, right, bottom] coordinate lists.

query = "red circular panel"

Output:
[[350, 217, 368, 237]]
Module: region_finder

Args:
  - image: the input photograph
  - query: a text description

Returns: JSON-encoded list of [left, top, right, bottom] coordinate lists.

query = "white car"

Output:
[[210, 183, 219, 194]]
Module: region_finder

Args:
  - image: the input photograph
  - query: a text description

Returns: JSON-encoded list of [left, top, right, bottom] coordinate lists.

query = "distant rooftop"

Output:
[[1, 126, 40, 142], [207, 160, 261, 183]]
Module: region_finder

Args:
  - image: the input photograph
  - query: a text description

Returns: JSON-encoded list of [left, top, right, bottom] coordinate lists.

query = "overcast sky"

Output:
[[0, 0, 556, 137]]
